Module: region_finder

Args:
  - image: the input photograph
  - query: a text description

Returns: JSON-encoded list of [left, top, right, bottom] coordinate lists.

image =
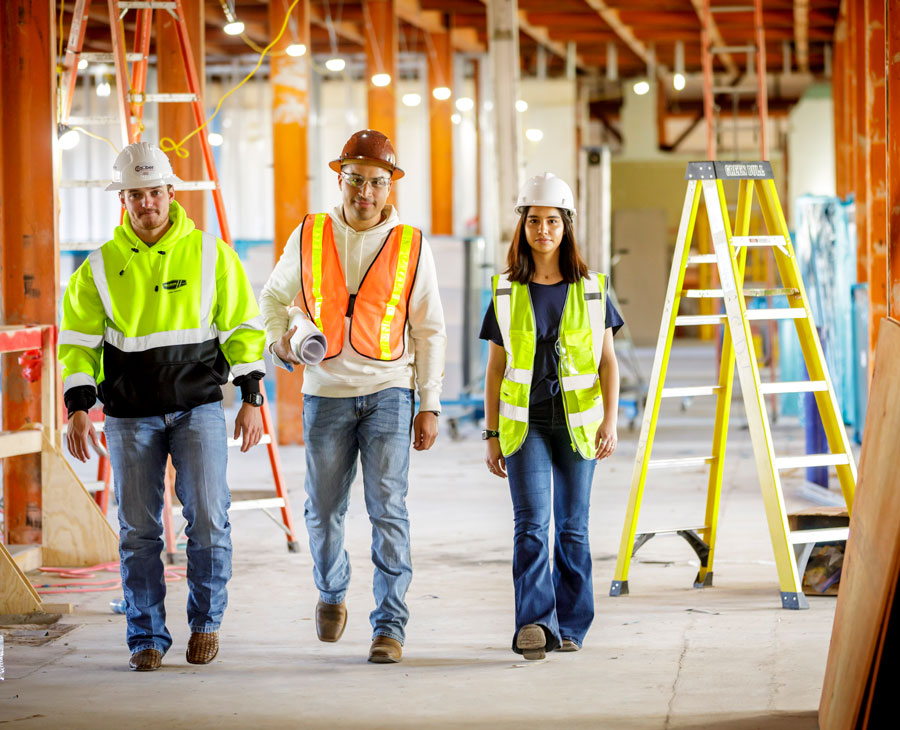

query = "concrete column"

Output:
[[1, 0, 59, 544], [487, 0, 522, 265], [156, 1, 206, 229], [270, 0, 311, 445], [428, 28, 453, 235]]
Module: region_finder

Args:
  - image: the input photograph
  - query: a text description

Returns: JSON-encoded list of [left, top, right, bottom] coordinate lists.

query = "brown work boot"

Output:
[[516, 624, 546, 661], [368, 636, 402, 664], [186, 631, 219, 665], [316, 599, 347, 642], [129, 648, 162, 671], [558, 639, 581, 652]]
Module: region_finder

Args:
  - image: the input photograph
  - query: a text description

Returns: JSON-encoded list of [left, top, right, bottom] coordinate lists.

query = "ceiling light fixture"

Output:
[[633, 80, 650, 95], [57, 124, 80, 150], [286, 43, 306, 57], [325, 57, 346, 72], [402, 93, 422, 107], [525, 128, 543, 142], [371, 73, 391, 87], [673, 40, 685, 91], [455, 97, 474, 112], [432, 86, 451, 101], [96, 79, 111, 97], [219, 0, 244, 35], [451, 113, 461, 125], [515, 99, 528, 112], [208, 132, 224, 147]]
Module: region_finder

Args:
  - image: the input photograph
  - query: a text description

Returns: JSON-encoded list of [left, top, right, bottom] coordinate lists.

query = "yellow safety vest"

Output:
[[493, 272, 607, 458]]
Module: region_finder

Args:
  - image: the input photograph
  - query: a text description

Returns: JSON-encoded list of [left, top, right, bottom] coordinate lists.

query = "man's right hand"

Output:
[[272, 325, 303, 365], [67, 410, 101, 463]]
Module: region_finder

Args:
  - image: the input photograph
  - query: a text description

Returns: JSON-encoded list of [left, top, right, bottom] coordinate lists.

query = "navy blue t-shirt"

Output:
[[479, 280, 624, 405]]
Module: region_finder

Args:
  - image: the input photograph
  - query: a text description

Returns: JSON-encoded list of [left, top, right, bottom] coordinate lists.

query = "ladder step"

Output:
[[682, 289, 724, 298], [134, 92, 199, 103], [638, 525, 709, 535], [227, 434, 273, 449], [228, 497, 285, 512], [79, 51, 144, 63], [712, 86, 759, 95], [745, 308, 808, 321], [789, 527, 849, 545], [66, 115, 121, 126], [660, 386, 721, 398], [675, 314, 726, 326], [743, 287, 800, 297], [686, 254, 718, 265], [710, 45, 757, 54], [732, 235, 787, 247], [60, 180, 216, 191], [82, 480, 106, 493], [775, 454, 851, 469], [759, 380, 828, 394], [119, 1, 177, 10], [647, 456, 715, 470], [61, 241, 103, 251]]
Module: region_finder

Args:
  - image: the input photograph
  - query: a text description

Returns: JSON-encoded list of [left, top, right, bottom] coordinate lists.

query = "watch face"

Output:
[[245, 393, 263, 406]]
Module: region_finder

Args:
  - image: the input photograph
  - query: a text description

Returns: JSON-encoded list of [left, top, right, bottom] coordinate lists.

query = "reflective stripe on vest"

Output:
[[494, 272, 607, 459], [300, 213, 422, 361]]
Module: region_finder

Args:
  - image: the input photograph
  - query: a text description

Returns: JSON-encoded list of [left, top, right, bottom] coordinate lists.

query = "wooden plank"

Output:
[[0, 543, 43, 615], [0, 429, 43, 459], [7, 544, 43, 573], [40, 437, 118, 567], [820, 318, 900, 729]]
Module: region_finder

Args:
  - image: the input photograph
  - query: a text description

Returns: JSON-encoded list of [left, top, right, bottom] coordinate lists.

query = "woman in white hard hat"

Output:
[[480, 172, 623, 660]]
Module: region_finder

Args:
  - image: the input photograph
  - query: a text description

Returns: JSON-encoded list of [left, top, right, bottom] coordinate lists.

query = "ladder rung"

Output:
[[710, 5, 754, 12], [639, 526, 709, 535], [710, 45, 757, 54], [82, 480, 106, 493], [759, 380, 828, 395], [712, 86, 759, 94], [65, 116, 121, 126], [660, 386, 721, 398], [732, 235, 787, 247], [775, 454, 851, 469], [789, 527, 849, 545], [675, 314, 726, 326], [61, 241, 103, 251], [682, 289, 723, 298], [227, 434, 273, 449], [647, 456, 714, 470], [227, 497, 285, 512], [745, 308, 808, 321], [743, 288, 800, 297], [119, 1, 177, 9], [79, 51, 144, 63], [135, 92, 199, 103], [687, 254, 718, 265]]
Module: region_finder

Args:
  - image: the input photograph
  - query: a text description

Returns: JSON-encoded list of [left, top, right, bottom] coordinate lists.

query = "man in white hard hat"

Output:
[[259, 129, 446, 664], [59, 142, 267, 671]]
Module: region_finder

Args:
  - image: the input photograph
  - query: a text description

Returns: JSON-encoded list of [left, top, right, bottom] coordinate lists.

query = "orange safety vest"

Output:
[[299, 212, 422, 361]]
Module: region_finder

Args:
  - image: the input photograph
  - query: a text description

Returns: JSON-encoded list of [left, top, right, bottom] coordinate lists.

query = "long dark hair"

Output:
[[504, 207, 589, 284]]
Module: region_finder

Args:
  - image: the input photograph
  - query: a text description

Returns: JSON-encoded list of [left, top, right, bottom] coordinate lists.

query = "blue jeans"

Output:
[[105, 401, 231, 655], [504, 394, 597, 653], [303, 388, 414, 644]]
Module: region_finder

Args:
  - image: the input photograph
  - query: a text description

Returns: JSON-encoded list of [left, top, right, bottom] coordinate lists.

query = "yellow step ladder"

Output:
[[609, 161, 857, 610]]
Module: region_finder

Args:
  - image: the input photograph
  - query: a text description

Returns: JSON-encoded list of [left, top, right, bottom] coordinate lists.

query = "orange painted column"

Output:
[[832, 17, 847, 199], [428, 29, 453, 235], [270, 0, 310, 445], [1, 1, 59, 544], [888, 0, 900, 318], [156, 1, 206, 229], [865, 0, 888, 367], [364, 0, 397, 141], [854, 0, 868, 286]]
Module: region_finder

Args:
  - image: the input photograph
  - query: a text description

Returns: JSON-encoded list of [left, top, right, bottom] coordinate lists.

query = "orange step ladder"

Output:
[[58, 0, 301, 557]]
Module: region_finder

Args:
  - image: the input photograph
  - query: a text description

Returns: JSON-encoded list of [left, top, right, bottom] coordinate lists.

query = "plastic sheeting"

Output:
[[780, 196, 856, 425]]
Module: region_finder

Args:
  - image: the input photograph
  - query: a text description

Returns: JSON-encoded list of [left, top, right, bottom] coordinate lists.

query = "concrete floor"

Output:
[[1, 344, 847, 729]]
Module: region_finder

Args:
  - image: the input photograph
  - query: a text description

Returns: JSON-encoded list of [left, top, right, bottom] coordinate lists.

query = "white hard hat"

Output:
[[105, 142, 182, 191], [515, 172, 576, 217]]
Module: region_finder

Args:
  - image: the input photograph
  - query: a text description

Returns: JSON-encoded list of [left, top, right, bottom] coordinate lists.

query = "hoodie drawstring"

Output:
[[119, 247, 140, 276]]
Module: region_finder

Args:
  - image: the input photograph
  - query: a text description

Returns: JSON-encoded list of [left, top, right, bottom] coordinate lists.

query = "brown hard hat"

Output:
[[328, 129, 405, 180]]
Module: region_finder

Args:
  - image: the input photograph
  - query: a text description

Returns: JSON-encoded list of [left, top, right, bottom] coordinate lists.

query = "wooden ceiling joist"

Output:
[[795, 0, 810, 72]]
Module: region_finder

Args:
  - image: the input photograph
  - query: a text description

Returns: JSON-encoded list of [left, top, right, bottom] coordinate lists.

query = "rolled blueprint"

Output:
[[288, 306, 327, 365]]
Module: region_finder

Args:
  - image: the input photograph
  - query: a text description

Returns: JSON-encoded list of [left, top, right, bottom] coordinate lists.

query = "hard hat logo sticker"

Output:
[[135, 164, 154, 173], [162, 279, 187, 291]]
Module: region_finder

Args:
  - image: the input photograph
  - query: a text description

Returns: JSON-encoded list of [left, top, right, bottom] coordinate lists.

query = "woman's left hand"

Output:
[[595, 417, 617, 460]]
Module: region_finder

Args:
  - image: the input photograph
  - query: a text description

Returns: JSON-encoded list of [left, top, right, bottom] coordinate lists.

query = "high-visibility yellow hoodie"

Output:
[[59, 201, 266, 418]]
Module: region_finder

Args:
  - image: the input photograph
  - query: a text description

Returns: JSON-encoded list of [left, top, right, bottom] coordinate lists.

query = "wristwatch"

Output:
[[481, 429, 500, 440], [242, 392, 264, 407]]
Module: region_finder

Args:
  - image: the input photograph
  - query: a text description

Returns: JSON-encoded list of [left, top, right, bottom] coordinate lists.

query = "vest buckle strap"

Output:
[[346, 294, 356, 317]]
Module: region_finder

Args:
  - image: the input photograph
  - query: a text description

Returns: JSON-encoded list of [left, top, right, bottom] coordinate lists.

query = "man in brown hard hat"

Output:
[[260, 129, 446, 664]]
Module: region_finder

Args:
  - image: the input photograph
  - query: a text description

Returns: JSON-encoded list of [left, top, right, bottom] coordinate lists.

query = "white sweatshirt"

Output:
[[259, 205, 447, 413]]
